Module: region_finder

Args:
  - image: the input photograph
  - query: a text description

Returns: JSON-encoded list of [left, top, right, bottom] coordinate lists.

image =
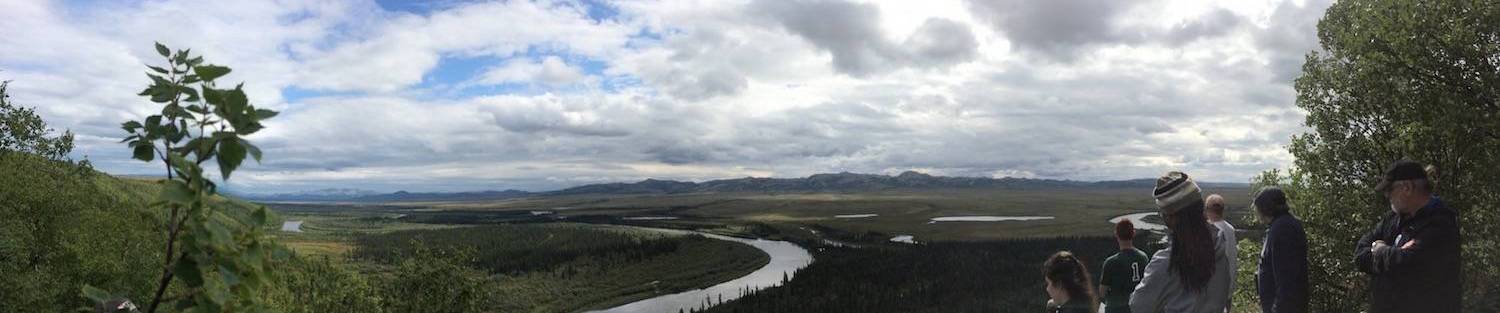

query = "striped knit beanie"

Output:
[[1154, 171, 1203, 216]]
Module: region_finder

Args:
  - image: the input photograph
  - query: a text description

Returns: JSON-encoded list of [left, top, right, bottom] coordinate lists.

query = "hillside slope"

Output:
[[0, 152, 263, 311]]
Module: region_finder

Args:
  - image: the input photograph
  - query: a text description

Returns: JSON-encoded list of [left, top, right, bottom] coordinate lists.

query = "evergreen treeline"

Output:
[[701, 237, 1145, 313], [352, 224, 772, 312], [354, 224, 690, 274]]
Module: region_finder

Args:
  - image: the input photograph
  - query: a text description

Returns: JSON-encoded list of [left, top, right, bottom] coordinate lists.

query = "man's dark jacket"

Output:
[[1354, 197, 1462, 313], [1259, 212, 1308, 313]]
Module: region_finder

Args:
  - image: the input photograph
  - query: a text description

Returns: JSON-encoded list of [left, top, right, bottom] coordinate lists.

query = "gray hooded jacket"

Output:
[[1129, 226, 1235, 313]]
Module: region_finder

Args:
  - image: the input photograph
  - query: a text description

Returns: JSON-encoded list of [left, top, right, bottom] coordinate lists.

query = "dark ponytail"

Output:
[[1166, 199, 1218, 291], [1043, 251, 1098, 312]]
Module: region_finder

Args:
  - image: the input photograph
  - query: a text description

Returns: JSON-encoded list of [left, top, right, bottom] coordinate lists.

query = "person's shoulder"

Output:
[[1057, 300, 1094, 313], [1148, 247, 1171, 261], [1058, 305, 1093, 313], [1131, 249, 1149, 260], [1286, 214, 1305, 229], [1428, 198, 1459, 222], [1272, 214, 1304, 229], [1417, 203, 1460, 230]]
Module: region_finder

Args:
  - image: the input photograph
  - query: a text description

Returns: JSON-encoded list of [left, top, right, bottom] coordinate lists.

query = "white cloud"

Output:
[[475, 56, 588, 87], [298, 0, 637, 93], [0, 0, 1333, 193]]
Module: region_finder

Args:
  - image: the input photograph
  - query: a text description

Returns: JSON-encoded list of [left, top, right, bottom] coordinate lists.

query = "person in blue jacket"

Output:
[[1353, 160, 1461, 313], [1251, 186, 1307, 313]]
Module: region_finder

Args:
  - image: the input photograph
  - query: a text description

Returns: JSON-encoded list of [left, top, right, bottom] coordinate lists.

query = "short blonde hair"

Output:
[[1205, 194, 1226, 217]]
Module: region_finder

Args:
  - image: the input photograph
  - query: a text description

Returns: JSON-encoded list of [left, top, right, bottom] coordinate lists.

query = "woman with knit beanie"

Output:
[[1129, 171, 1235, 313]]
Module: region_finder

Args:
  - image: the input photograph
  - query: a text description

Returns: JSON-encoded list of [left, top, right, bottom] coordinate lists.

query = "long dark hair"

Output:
[[1166, 199, 1218, 291], [1042, 251, 1098, 312]]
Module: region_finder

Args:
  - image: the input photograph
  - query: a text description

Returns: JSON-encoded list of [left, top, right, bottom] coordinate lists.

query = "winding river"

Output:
[[585, 213, 1160, 312], [1108, 212, 1166, 231], [588, 227, 813, 313], [280, 221, 303, 232]]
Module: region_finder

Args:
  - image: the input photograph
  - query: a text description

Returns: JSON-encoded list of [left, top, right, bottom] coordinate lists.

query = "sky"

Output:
[[0, 0, 1333, 193]]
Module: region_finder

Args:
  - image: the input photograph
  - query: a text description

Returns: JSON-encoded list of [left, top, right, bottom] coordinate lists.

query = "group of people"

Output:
[[1040, 160, 1462, 313]]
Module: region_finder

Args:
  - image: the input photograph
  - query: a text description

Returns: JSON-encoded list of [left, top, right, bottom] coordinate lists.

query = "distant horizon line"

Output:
[[155, 170, 1252, 196]]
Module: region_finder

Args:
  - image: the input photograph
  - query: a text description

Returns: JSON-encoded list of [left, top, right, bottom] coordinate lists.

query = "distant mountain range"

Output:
[[238, 188, 532, 203], [236, 171, 1248, 203]]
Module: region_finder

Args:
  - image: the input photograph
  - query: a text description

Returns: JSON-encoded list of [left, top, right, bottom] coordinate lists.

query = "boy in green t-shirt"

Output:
[[1100, 219, 1150, 313]]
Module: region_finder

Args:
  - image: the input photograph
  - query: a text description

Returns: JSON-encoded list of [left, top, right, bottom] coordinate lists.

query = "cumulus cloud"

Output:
[[480, 94, 630, 137], [751, 0, 979, 76], [1255, 0, 1334, 82], [1, 0, 1326, 193], [298, 0, 636, 93], [476, 56, 588, 87], [966, 0, 1246, 62], [905, 18, 980, 67]]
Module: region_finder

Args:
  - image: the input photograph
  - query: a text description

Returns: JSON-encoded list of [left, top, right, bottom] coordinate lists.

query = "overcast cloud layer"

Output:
[[0, 0, 1331, 193]]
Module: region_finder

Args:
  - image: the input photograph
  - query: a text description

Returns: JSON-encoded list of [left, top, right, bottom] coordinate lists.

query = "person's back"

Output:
[[1130, 226, 1235, 313], [1130, 172, 1234, 313], [1211, 219, 1237, 282], [1252, 187, 1308, 313], [1204, 193, 1239, 302], [1101, 248, 1150, 313], [1101, 219, 1149, 313], [1257, 211, 1308, 313]]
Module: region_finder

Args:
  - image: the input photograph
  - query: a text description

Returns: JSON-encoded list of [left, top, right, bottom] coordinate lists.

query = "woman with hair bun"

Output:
[[1043, 251, 1099, 313]]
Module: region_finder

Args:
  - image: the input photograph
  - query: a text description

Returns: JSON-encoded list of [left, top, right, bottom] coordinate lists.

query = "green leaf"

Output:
[[180, 137, 210, 160], [179, 85, 200, 102], [244, 141, 262, 163], [145, 115, 163, 129], [155, 42, 170, 57], [201, 86, 223, 105], [148, 73, 171, 86], [216, 136, 246, 180], [218, 265, 241, 286], [235, 122, 263, 135], [133, 144, 155, 162], [194, 65, 231, 82], [253, 109, 278, 120], [151, 90, 176, 103], [122, 121, 143, 133], [175, 257, 203, 286], [204, 220, 233, 249], [165, 122, 186, 143], [223, 87, 248, 117], [241, 243, 265, 270], [160, 180, 194, 204], [163, 104, 189, 120], [251, 207, 269, 226], [148, 65, 170, 74]]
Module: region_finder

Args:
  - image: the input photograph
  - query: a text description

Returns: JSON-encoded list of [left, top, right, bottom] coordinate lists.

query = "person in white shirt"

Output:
[[1204, 194, 1237, 313]]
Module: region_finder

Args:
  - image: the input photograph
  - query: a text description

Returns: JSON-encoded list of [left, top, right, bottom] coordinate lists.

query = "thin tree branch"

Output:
[[147, 60, 187, 313], [145, 250, 187, 313]]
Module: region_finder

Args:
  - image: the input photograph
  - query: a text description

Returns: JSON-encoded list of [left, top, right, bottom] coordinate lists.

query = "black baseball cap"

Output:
[[1375, 159, 1427, 192]]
